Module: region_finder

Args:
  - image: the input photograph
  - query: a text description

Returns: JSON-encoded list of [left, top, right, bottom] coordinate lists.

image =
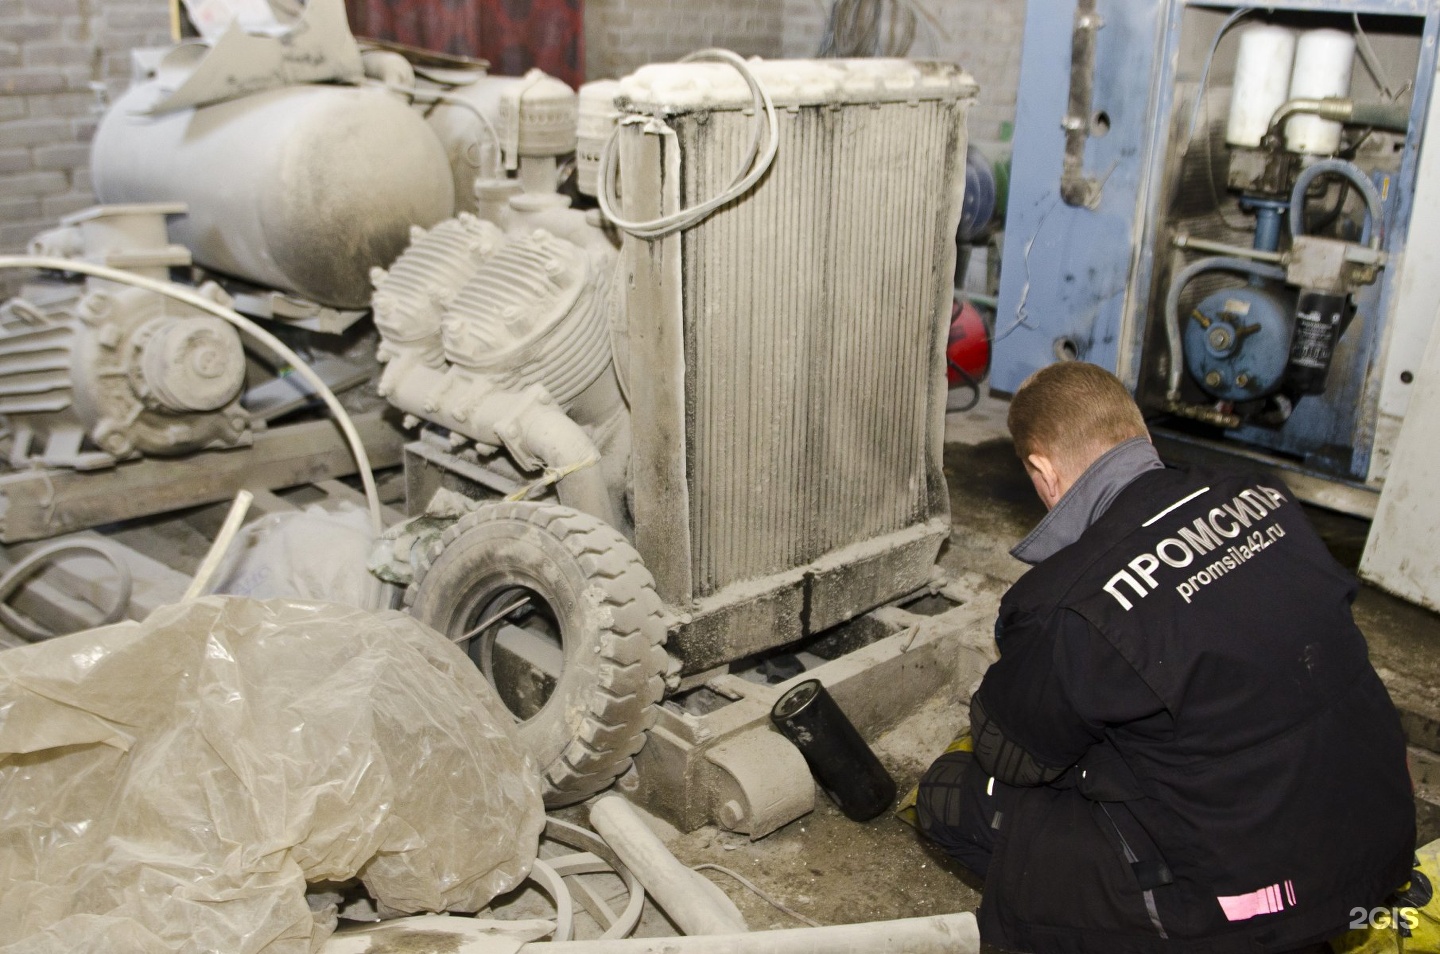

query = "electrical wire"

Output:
[[1185, 7, 1261, 233], [691, 863, 823, 928], [0, 257, 384, 534], [598, 49, 778, 240], [947, 359, 982, 412], [1352, 13, 1395, 101], [0, 541, 133, 641]]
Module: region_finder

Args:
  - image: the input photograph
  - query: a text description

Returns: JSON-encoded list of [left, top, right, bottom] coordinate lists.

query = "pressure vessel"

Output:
[[1286, 29, 1357, 154], [92, 82, 455, 308], [1225, 25, 1297, 148]]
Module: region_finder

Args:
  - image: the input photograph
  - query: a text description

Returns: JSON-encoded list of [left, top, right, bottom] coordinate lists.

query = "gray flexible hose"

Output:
[[0, 541, 133, 641], [1165, 255, 1288, 401], [598, 49, 778, 240], [1289, 157, 1385, 248]]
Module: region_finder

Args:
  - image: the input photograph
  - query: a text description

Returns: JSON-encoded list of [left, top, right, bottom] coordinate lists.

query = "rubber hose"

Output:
[[1289, 157, 1385, 248], [0, 541, 133, 641]]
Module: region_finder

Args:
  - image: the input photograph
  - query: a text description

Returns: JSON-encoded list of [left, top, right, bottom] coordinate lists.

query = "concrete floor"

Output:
[[590, 396, 1440, 936]]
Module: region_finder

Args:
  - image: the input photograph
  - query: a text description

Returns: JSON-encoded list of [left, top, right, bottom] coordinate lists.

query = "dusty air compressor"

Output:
[[373, 56, 976, 817], [1, 2, 977, 834], [992, 0, 1440, 514]]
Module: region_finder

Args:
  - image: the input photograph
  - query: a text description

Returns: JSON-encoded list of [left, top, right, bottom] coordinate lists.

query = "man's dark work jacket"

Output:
[[971, 462, 1414, 954]]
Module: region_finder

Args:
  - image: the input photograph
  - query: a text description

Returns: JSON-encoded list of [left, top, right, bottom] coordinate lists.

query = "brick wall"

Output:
[[0, 0, 170, 252], [780, 0, 1027, 144], [584, 0, 783, 81]]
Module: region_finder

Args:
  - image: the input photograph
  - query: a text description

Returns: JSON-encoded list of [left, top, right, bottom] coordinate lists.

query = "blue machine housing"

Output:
[[1183, 284, 1296, 401], [992, 0, 1440, 486]]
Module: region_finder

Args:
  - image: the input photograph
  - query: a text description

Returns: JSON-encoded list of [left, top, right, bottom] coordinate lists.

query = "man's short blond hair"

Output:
[[1007, 362, 1149, 474]]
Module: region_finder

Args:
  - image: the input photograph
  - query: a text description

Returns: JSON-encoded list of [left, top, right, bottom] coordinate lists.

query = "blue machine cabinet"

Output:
[[993, 0, 1440, 492]]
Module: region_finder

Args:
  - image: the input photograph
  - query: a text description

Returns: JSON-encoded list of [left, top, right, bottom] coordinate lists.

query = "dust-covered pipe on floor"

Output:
[[588, 795, 749, 936], [526, 913, 980, 954]]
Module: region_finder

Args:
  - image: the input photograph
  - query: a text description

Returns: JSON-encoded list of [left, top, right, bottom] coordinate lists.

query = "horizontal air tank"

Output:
[[1226, 25, 1297, 148], [1286, 28, 1357, 154], [92, 83, 455, 309]]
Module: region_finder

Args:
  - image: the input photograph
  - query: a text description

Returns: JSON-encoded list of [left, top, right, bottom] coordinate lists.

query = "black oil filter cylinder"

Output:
[[770, 678, 897, 821], [1286, 290, 1347, 395]]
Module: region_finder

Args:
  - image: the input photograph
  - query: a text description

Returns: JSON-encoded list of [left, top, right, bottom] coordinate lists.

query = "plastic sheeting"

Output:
[[0, 597, 546, 954], [211, 503, 381, 607]]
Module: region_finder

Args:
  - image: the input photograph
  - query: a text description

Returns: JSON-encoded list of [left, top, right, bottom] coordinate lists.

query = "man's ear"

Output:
[[1025, 452, 1064, 510]]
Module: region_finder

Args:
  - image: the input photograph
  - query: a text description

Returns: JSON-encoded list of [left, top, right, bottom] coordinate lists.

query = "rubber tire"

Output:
[[408, 501, 668, 807]]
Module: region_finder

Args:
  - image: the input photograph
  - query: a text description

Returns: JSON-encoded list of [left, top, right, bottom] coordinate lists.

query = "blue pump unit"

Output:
[[992, 0, 1440, 499]]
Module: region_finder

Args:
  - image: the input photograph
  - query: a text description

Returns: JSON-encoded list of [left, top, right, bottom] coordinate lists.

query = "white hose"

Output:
[[528, 913, 981, 954], [183, 489, 254, 601], [0, 256, 384, 533], [597, 49, 779, 240]]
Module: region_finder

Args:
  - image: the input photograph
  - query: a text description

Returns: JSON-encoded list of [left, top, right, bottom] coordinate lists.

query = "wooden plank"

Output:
[[314, 479, 406, 526], [243, 355, 375, 423], [0, 410, 406, 543]]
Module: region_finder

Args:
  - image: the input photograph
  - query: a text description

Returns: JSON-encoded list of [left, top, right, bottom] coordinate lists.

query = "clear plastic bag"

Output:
[[0, 597, 545, 954], [210, 503, 381, 607]]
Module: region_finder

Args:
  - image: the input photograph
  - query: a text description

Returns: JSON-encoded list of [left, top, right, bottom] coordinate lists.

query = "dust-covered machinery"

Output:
[[993, 0, 1440, 510], [374, 57, 976, 819], [0, 205, 249, 470], [0, 0, 976, 833]]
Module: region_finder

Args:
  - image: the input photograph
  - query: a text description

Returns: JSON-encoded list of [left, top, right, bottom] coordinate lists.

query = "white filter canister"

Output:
[[1286, 28, 1357, 154], [1226, 25, 1298, 148]]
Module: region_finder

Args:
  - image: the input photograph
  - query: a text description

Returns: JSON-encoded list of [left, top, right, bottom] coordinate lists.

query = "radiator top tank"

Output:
[[91, 83, 455, 309]]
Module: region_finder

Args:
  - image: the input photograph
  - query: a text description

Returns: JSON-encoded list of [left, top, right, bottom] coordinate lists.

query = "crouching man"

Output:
[[918, 362, 1413, 953]]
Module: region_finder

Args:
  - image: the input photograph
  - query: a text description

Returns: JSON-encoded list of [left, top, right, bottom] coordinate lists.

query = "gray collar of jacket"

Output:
[[1009, 436, 1164, 566]]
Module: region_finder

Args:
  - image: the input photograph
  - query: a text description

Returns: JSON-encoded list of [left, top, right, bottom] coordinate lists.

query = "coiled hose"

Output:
[[598, 49, 778, 240], [0, 541, 132, 641]]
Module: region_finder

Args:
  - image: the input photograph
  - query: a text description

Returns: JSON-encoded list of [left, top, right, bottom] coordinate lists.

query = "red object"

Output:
[[947, 299, 990, 385], [346, 0, 585, 89]]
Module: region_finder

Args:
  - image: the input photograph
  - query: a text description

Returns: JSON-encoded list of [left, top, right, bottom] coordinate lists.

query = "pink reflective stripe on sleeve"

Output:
[[1217, 880, 1295, 921]]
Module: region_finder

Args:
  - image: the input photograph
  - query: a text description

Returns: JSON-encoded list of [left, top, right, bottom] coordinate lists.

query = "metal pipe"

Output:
[[1059, 0, 1103, 208], [1264, 97, 1341, 145], [527, 913, 981, 954], [1164, 255, 1288, 401], [588, 795, 749, 936], [377, 346, 621, 527], [1172, 233, 1284, 264], [515, 406, 623, 528], [1265, 96, 1411, 148]]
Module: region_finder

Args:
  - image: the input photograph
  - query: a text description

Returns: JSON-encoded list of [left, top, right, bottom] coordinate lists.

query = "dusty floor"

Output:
[[547, 396, 1440, 937]]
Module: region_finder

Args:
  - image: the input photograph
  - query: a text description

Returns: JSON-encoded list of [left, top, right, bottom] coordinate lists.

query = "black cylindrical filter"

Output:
[[1286, 290, 1347, 394], [770, 679, 897, 821]]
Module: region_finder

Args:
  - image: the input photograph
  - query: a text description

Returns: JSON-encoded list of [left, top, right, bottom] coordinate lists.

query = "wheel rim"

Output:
[[456, 579, 567, 725]]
